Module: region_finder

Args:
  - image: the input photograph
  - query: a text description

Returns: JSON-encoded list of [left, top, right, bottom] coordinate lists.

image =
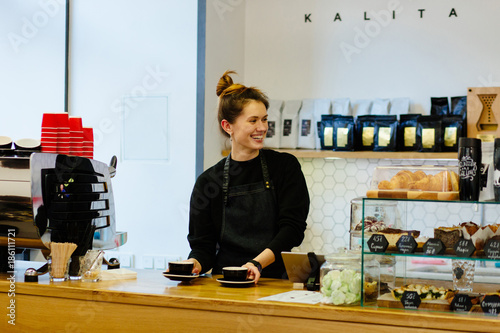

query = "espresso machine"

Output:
[[0, 152, 126, 275]]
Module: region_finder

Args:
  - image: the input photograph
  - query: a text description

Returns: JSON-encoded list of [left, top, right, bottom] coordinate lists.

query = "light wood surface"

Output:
[[223, 149, 457, 160], [1, 267, 499, 332], [0, 237, 45, 249]]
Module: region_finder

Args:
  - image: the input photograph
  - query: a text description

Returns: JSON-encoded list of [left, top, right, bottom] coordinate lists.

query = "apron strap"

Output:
[[223, 150, 271, 205], [260, 152, 271, 189], [223, 154, 231, 206]]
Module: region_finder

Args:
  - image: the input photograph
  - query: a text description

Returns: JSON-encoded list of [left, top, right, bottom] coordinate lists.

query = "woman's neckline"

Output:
[[230, 151, 261, 163]]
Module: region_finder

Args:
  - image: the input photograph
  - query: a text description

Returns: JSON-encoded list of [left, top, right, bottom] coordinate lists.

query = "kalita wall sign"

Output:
[[303, 8, 459, 23], [300, 1, 461, 63]]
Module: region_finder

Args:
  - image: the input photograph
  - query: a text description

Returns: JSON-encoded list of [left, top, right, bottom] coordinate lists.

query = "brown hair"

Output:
[[216, 70, 269, 137]]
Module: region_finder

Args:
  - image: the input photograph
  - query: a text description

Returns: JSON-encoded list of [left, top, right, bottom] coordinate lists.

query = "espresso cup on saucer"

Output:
[[222, 267, 248, 281], [0, 136, 12, 149], [168, 261, 194, 275]]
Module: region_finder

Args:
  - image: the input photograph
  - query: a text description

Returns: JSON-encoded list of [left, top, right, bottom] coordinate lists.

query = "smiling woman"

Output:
[[186, 71, 310, 284]]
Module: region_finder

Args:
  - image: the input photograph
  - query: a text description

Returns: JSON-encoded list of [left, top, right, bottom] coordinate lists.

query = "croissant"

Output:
[[378, 170, 458, 192]]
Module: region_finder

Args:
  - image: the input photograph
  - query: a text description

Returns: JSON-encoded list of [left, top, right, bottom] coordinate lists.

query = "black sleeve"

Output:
[[266, 152, 310, 257], [186, 171, 219, 274]]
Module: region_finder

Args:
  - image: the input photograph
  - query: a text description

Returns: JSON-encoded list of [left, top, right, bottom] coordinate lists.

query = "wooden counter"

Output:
[[0, 267, 499, 332]]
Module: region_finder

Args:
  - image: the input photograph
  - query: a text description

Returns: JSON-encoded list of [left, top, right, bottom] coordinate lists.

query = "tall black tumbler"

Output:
[[458, 138, 482, 201], [494, 138, 500, 201]]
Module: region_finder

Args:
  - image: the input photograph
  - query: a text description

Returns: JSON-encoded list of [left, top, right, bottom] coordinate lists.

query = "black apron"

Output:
[[214, 151, 285, 278]]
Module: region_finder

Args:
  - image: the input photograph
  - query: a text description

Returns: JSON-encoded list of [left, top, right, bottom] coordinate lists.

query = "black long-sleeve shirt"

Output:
[[187, 149, 310, 275]]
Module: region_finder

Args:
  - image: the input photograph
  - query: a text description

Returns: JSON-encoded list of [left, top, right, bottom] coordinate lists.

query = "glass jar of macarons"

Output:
[[320, 249, 380, 306]]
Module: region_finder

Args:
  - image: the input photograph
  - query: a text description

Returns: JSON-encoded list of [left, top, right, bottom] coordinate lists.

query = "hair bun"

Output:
[[216, 70, 236, 97]]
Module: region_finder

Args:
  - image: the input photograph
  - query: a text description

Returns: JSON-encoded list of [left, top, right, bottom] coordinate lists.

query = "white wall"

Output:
[[243, 0, 500, 113], [204, 0, 246, 169], [69, 0, 198, 268], [0, 0, 66, 140]]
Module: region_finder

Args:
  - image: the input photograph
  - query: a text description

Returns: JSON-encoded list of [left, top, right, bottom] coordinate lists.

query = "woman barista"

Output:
[[186, 71, 310, 283]]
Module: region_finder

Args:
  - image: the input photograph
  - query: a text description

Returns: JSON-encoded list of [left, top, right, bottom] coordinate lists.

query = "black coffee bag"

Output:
[[442, 115, 463, 152], [417, 115, 443, 152], [430, 97, 449, 116], [373, 115, 398, 151], [398, 114, 421, 151], [355, 115, 376, 151], [333, 115, 355, 151]]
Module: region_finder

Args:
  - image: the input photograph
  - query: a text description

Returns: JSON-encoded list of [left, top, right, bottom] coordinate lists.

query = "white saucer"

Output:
[[162, 273, 199, 282], [216, 278, 255, 287]]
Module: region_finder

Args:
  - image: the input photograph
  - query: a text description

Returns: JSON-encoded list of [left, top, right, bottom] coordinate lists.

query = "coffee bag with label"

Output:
[[264, 100, 283, 148], [333, 115, 355, 151], [398, 114, 420, 151], [355, 115, 376, 151], [442, 115, 463, 152], [319, 115, 334, 150], [417, 115, 443, 152], [280, 100, 302, 149], [297, 99, 315, 149], [313, 99, 331, 149], [374, 115, 398, 151]]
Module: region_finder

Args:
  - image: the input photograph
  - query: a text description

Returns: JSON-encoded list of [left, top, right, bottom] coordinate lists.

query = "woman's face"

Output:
[[226, 100, 268, 159]]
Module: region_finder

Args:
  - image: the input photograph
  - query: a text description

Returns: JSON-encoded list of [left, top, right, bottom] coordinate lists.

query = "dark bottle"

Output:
[[494, 138, 500, 201], [458, 138, 482, 201]]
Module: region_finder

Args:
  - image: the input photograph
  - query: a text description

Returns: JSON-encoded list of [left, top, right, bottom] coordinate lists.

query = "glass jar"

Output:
[[320, 250, 379, 306], [349, 198, 400, 250]]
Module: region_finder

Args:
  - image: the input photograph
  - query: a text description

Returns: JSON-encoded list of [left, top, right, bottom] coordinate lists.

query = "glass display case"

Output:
[[361, 197, 500, 316]]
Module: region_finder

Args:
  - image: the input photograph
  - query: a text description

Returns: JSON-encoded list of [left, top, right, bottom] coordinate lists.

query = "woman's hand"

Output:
[[166, 258, 201, 274], [186, 258, 202, 274], [243, 262, 261, 284]]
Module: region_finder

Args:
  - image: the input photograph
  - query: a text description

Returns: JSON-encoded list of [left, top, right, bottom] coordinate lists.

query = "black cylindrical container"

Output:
[[494, 138, 500, 201], [458, 138, 482, 201]]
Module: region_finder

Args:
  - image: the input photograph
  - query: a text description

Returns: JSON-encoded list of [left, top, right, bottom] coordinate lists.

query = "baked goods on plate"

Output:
[[391, 284, 454, 301]]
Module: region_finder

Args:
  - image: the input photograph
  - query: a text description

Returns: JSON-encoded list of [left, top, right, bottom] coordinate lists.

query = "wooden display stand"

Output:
[[467, 87, 500, 141]]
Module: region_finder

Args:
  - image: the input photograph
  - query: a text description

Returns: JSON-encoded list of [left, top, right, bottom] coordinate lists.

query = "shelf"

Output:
[[222, 149, 457, 159]]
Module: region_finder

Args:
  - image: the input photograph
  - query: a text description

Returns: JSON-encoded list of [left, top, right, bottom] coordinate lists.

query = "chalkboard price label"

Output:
[[367, 234, 389, 253], [481, 294, 500, 315], [423, 238, 445, 256], [450, 294, 472, 312], [454, 238, 476, 258], [484, 239, 500, 260], [401, 291, 421, 309], [396, 235, 417, 254]]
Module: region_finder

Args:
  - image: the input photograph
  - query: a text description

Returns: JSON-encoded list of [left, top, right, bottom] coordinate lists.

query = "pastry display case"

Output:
[[360, 197, 500, 316], [366, 165, 459, 200]]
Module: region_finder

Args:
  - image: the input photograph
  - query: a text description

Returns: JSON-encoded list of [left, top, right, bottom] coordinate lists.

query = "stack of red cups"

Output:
[[69, 117, 84, 156], [41, 113, 70, 154], [40, 113, 94, 158], [82, 128, 94, 159]]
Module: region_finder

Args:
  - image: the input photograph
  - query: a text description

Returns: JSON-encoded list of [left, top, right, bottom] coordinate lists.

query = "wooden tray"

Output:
[[366, 190, 459, 201]]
